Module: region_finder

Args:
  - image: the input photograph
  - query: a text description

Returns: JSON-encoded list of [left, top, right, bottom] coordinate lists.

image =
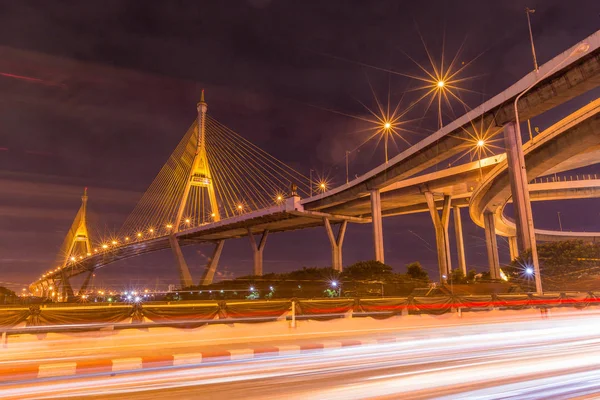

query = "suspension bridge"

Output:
[[30, 30, 600, 301]]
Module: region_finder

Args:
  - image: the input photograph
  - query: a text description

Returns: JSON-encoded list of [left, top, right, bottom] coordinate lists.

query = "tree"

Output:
[[285, 267, 339, 281], [406, 262, 429, 281], [466, 269, 477, 282], [342, 260, 393, 281], [449, 268, 466, 284]]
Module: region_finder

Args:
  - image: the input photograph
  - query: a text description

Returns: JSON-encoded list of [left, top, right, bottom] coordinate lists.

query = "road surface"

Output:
[[3, 310, 600, 399]]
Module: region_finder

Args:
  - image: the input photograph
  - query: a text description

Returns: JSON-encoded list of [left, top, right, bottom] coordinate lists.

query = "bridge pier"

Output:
[[503, 121, 541, 292], [248, 229, 269, 276], [200, 240, 225, 286], [324, 218, 347, 272], [425, 192, 452, 282], [453, 205, 467, 276], [483, 211, 501, 280], [168, 235, 194, 289], [370, 189, 385, 263], [60, 269, 75, 302], [78, 270, 94, 296], [508, 236, 519, 261]]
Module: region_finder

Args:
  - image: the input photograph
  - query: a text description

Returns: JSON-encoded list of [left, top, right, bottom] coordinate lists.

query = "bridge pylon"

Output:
[[174, 90, 221, 230], [56, 187, 92, 301], [170, 91, 221, 288]]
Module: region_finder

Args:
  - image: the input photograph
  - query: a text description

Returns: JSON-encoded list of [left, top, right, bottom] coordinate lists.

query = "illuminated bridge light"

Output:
[[102, 244, 108, 249], [111, 240, 118, 245], [125, 237, 130, 241], [137, 232, 142, 238]]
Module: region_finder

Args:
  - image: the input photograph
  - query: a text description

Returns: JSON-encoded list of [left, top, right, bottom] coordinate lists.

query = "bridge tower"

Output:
[[57, 188, 92, 301], [174, 90, 221, 228], [170, 91, 222, 288]]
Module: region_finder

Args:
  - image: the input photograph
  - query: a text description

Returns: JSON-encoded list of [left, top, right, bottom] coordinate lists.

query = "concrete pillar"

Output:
[[78, 270, 94, 296], [60, 269, 74, 302], [168, 234, 194, 288], [508, 236, 519, 261], [425, 192, 452, 282], [370, 189, 385, 263], [453, 205, 467, 276], [248, 228, 268, 276], [200, 240, 225, 286], [483, 211, 501, 280], [324, 218, 348, 272], [503, 121, 541, 293]]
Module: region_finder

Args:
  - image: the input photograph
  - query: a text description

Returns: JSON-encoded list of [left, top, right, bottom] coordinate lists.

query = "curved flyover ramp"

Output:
[[469, 98, 600, 242]]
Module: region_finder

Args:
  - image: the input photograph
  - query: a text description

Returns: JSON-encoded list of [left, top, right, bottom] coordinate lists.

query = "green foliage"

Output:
[[406, 262, 429, 281], [323, 288, 339, 298], [341, 260, 393, 280], [466, 269, 477, 282], [449, 268, 466, 284], [505, 240, 600, 289], [284, 267, 339, 281], [245, 291, 260, 300]]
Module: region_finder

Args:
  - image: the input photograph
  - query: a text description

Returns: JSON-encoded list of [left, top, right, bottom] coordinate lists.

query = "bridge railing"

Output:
[[531, 174, 599, 184], [2, 292, 598, 342]]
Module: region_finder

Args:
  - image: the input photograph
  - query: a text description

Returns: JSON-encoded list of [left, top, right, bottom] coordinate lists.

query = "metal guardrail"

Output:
[[531, 174, 599, 184]]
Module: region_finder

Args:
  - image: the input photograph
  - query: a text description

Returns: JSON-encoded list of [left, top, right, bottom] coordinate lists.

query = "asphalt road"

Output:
[[3, 311, 600, 399]]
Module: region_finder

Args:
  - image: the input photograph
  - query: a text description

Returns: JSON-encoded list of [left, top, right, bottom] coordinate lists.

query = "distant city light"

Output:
[[477, 139, 485, 147], [437, 80, 445, 88]]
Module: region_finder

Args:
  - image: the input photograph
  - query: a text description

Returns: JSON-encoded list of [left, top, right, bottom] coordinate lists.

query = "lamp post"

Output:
[[511, 42, 590, 295], [345, 150, 350, 184], [525, 7, 538, 72], [557, 212, 563, 231]]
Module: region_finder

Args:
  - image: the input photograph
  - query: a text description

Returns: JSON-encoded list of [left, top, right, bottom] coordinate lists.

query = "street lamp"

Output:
[[525, 8, 538, 72], [512, 41, 589, 295]]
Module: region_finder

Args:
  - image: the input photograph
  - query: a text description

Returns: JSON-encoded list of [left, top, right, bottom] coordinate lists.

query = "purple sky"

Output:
[[0, 0, 598, 291]]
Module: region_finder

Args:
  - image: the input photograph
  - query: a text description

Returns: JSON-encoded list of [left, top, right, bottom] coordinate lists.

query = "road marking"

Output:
[[229, 349, 254, 360], [111, 357, 142, 372], [276, 344, 301, 354], [38, 362, 77, 378], [173, 353, 203, 366]]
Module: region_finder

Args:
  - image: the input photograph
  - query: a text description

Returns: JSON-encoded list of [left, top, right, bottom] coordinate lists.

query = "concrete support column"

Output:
[[425, 192, 452, 282], [483, 211, 501, 280], [370, 189, 385, 263], [248, 229, 269, 276], [508, 236, 519, 261], [168, 234, 194, 288], [200, 240, 225, 286], [503, 121, 541, 293], [453, 205, 467, 276], [40, 281, 47, 298], [324, 218, 348, 272], [60, 269, 74, 302], [78, 270, 94, 296]]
